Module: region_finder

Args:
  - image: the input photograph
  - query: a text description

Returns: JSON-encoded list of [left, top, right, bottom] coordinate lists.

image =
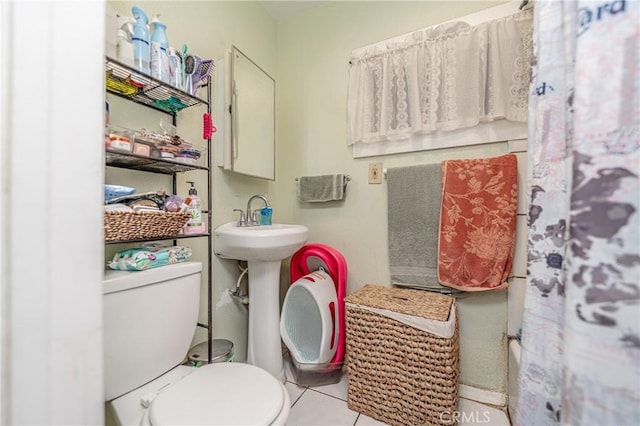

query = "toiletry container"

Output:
[[260, 206, 273, 225], [131, 6, 150, 76], [150, 15, 170, 83], [168, 47, 182, 90], [116, 16, 135, 68], [183, 181, 205, 235]]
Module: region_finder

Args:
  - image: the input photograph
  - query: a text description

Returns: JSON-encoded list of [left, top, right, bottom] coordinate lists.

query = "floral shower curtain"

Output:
[[516, 0, 639, 425]]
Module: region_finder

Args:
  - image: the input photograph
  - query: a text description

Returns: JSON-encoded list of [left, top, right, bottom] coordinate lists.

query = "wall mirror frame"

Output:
[[216, 46, 275, 180]]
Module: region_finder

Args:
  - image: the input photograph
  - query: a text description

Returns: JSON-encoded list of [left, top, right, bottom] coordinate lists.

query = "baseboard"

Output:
[[459, 384, 507, 407]]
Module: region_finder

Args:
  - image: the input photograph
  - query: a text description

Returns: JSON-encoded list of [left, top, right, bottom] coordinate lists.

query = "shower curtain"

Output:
[[515, 1, 639, 425]]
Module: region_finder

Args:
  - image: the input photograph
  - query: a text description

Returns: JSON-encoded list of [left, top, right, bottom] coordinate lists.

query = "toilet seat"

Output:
[[147, 363, 287, 425]]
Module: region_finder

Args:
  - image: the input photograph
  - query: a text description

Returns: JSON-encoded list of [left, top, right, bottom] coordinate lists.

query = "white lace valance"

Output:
[[347, 8, 533, 147]]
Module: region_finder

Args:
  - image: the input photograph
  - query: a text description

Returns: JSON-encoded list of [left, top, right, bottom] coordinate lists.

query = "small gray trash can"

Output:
[[187, 339, 234, 366]]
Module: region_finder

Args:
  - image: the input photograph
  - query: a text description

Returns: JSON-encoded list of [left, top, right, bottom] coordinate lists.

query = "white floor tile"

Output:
[[354, 413, 389, 425], [296, 397, 512, 426], [308, 371, 349, 401], [285, 381, 307, 406], [458, 398, 510, 425], [280, 351, 512, 426], [286, 389, 359, 426]]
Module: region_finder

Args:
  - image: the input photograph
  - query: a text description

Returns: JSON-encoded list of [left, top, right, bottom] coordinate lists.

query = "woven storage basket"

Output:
[[104, 211, 191, 242], [345, 284, 459, 426]]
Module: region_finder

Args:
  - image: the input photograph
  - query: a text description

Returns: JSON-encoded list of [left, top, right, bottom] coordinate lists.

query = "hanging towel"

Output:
[[387, 164, 454, 292], [438, 154, 518, 291], [297, 174, 345, 202]]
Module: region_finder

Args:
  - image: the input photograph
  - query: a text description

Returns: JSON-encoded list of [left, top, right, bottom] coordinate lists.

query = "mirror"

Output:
[[216, 46, 275, 180]]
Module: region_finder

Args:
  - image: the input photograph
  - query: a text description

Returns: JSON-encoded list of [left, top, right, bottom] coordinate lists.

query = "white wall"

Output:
[[1, 1, 105, 424], [275, 0, 523, 394]]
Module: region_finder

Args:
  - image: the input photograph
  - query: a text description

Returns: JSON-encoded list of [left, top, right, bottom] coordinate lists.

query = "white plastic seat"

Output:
[[110, 363, 290, 426]]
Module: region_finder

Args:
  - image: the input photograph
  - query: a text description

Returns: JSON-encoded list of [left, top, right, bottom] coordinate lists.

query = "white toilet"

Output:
[[103, 261, 290, 425]]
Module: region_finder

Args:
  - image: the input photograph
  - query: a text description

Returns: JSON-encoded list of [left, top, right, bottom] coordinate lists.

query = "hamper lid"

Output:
[[344, 284, 453, 321]]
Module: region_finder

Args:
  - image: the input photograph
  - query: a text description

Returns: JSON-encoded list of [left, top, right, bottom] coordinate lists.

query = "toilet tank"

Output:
[[103, 261, 202, 401]]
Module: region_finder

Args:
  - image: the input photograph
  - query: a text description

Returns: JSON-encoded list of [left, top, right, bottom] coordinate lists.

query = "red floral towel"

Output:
[[438, 154, 518, 291]]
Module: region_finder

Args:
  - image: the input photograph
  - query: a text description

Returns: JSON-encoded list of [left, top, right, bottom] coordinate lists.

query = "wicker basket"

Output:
[[345, 284, 459, 426], [104, 211, 191, 242]]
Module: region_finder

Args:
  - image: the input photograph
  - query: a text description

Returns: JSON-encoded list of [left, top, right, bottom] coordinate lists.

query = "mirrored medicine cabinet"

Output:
[[216, 46, 275, 180]]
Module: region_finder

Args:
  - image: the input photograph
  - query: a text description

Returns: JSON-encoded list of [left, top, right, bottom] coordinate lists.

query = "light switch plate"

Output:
[[369, 163, 383, 184]]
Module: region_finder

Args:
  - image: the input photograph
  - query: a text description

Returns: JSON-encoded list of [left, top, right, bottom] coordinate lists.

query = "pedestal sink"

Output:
[[214, 221, 308, 381]]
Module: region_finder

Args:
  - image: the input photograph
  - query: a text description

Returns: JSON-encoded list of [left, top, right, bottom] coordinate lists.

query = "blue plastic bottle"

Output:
[[260, 207, 273, 225], [150, 15, 170, 83], [131, 6, 150, 75]]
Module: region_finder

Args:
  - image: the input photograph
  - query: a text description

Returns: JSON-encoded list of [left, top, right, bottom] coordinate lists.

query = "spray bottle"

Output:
[[150, 14, 170, 83], [116, 16, 135, 68], [131, 6, 150, 76], [183, 181, 205, 235]]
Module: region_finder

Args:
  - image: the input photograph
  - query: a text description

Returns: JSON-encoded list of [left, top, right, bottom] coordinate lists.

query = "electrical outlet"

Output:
[[369, 162, 383, 184]]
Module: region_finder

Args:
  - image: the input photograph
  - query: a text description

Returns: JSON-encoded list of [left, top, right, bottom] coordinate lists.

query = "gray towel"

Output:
[[297, 174, 345, 202], [387, 164, 452, 292]]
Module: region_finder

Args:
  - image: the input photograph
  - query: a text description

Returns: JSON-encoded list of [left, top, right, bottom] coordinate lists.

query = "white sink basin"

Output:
[[214, 221, 309, 262]]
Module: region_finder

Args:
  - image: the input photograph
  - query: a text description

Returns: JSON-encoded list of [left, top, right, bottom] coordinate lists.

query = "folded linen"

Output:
[[438, 154, 518, 291], [297, 174, 345, 202]]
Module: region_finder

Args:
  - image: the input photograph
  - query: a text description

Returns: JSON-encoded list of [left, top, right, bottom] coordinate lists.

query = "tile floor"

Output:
[[283, 354, 511, 426]]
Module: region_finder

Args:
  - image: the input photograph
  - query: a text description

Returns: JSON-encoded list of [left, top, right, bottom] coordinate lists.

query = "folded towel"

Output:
[[297, 174, 345, 202], [438, 154, 518, 291], [387, 164, 454, 292]]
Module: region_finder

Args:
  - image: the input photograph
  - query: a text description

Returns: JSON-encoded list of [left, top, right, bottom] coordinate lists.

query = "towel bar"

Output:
[[295, 175, 351, 183]]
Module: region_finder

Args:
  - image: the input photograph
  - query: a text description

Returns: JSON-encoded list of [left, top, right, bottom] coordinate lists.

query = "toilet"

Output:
[[103, 261, 290, 425]]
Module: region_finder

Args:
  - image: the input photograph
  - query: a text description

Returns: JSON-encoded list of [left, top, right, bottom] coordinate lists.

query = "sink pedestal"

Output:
[[246, 260, 285, 381], [213, 221, 308, 382]]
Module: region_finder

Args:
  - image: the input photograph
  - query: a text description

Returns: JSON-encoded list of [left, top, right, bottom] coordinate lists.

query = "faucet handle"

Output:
[[250, 209, 261, 226], [233, 209, 247, 227]]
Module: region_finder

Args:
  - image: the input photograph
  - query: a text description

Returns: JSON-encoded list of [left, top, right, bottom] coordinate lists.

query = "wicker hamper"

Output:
[[345, 284, 459, 426], [104, 211, 191, 242]]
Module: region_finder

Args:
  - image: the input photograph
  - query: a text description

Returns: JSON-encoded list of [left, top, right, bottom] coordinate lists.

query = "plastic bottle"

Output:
[[150, 14, 170, 83], [183, 181, 205, 235], [131, 6, 150, 76], [260, 207, 272, 225], [116, 16, 135, 68], [168, 47, 182, 90]]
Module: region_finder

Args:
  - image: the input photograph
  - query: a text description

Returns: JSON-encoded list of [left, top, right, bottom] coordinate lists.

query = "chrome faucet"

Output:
[[235, 194, 270, 227]]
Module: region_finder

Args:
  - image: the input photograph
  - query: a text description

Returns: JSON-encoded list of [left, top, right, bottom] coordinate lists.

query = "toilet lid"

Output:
[[149, 363, 284, 425]]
